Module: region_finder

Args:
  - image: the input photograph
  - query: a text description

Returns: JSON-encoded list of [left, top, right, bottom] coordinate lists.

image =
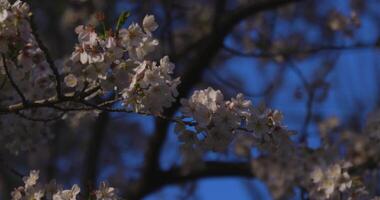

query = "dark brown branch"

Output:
[[223, 43, 379, 58], [1, 54, 28, 105], [212, 0, 227, 30], [0, 155, 25, 178], [137, 0, 304, 198], [287, 60, 313, 139], [0, 86, 101, 114], [209, 68, 274, 98], [16, 111, 65, 122], [133, 161, 254, 199], [145, 0, 305, 172], [82, 112, 109, 197], [29, 15, 63, 99], [0, 75, 7, 90], [162, 161, 253, 185], [287, 58, 336, 141]]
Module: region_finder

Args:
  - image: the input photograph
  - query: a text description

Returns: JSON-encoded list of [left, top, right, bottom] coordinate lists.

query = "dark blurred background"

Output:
[[1, 0, 380, 199]]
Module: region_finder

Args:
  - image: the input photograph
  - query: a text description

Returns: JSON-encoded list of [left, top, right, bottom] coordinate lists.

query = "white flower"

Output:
[[71, 45, 90, 65], [95, 182, 118, 200], [88, 51, 105, 64], [202, 87, 224, 112], [128, 61, 147, 88], [181, 89, 256, 133], [143, 83, 174, 114], [26, 189, 44, 200], [11, 0, 30, 14], [135, 37, 159, 60], [105, 36, 117, 49], [119, 23, 144, 47], [23, 170, 39, 189], [143, 14, 158, 34], [309, 162, 352, 199], [159, 56, 175, 74], [11, 188, 23, 200], [140, 63, 164, 88], [75, 25, 98, 45], [229, 93, 252, 116], [0, 9, 9, 22], [268, 110, 283, 127], [181, 87, 224, 119], [64, 74, 78, 88], [71, 43, 106, 65], [193, 105, 213, 128], [53, 185, 80, 200], [310, 167, 323, 183], [178, 87, 292, 157], [122, 55, 179, 115]]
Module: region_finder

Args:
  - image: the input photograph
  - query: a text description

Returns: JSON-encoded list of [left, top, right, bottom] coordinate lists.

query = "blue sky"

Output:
[[110, 1, 380, 199]]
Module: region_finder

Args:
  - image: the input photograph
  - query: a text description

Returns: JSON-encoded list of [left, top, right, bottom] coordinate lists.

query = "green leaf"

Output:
[[115, 11, 130, 32]]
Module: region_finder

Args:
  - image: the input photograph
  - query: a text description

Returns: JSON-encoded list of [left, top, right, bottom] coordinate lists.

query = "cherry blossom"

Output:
[[1, 0, 380, 199], [309, 162, 352, 199]]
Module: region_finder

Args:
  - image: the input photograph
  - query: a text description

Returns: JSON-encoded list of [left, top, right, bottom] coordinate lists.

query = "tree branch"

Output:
[[29, 15, 63, 99], [0, 86, 101, 114], [223, 43, 378, 58], [1, 54, 28, 105], [15, 110, 65, 122], [137, 0, 304, 198], [82, 112, 109, 197], [135, 161, 254, 199]]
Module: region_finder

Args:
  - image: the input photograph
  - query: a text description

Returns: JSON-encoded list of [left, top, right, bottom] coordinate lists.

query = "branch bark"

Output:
[[131, 161, 254, 199], [82, 112, 109, 197]]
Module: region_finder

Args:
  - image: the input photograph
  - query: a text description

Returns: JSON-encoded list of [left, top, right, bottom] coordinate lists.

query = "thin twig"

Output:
[[209, 68, 274, 98], [223, 43, 378, 58], [287, 59, 313, 139], [16, 110, 66, 122], [0, 75, 6, 89], [1, 54, 28, 105], [0, 156, 25, 178], [28, 15, 63, 99]]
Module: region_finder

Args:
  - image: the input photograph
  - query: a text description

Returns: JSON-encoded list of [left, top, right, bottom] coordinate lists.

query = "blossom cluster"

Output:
[[0, 0, 60, 155], [2, 1, 380, 199], [309, 162, 353, 199], [0, 0, 180, 154], [0, 0, 54, 101], [251, 156, 303, 199], [328, 10, 361, 34], [11, 170, 118, 200], [175, 88, 379, 199], [66, 14, 180, 114], [251, 149, 362, 199], [176, 87, 289, 166]]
